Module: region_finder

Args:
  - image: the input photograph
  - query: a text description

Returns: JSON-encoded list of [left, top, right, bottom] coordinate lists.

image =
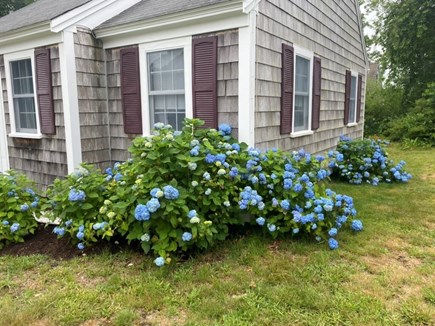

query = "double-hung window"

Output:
[[139, 37, 192, 135], [348, 74, 358, 124], [294, 55, 312, 132], [4, 50, 40, 137], [148, 49, 185, 131]]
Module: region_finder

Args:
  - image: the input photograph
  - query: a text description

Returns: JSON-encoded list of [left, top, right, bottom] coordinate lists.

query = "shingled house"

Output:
[[0, 0, 368, 187]]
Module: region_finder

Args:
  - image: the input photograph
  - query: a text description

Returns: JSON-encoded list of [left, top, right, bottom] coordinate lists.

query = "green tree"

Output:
[[376, 0, 435, 106], [0, 0, 35, 17]]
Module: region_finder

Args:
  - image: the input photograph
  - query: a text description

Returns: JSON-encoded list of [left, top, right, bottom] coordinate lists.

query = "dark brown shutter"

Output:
[[35, 48, 55, 134], [120, 46, 142, 134], [311, 56, 321, 130], [356, 74, 363, 123], [192, 36, 218, 129], [281, 44, 294, 134], [343, 70, 351, 125]]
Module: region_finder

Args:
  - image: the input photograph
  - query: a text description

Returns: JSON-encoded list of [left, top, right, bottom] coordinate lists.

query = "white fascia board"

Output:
[[51, 0, 142, 33], [95, 0, 244, 40], [0, 22, 61, 54], [0, 73, 9, 172], [243, 0, 262, 13], [238, 9, 257, 147], [100, 12, 248, 50], [59, 30, 82, 173]]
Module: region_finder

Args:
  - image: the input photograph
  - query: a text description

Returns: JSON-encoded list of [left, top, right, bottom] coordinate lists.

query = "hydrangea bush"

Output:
[[328, 136, 412, 185], [42, 165, 115, 250], [0, 171, 40, 249], [39, 119, 364, 265]]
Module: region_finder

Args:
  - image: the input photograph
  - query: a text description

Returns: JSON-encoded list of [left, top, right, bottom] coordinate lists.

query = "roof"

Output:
[[96, 0, 232, 30], [0, 0, 92, 34]]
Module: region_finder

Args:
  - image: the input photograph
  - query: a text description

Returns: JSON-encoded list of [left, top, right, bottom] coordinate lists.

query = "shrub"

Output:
[[328, 136, 412, 185], [42, 165, 115, 250], [0, 171, 40, 249], [43, 119, 364, 265]]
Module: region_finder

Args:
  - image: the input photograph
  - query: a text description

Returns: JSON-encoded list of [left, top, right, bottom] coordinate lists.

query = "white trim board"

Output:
[[59, 30, 82, 173], [0, 75, 9, 172]]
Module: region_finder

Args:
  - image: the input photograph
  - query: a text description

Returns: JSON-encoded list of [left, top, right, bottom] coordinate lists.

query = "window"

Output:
[[148, 49, 185, 131], [10, 59, 37, 133], [348, 75, 358, 124], [294, 55, 311, 132], [4, 50, 42, 137], [138, 37, 193, 135]]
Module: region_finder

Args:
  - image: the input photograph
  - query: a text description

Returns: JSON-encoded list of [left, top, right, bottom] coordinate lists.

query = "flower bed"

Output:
[[0, 171, 39, 249], [328, 136, 412, 185], [41, 119, 363, 265]]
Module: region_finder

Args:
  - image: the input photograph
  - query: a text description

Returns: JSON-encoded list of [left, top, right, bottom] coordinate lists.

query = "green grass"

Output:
[[0, 145, 434, 326]]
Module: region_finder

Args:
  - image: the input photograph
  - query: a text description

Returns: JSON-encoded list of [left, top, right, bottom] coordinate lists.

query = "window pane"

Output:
[[14, 97, 37, 132], [349, 76, 357, 123], [295, 56, 310, 93], [148, 48, 185, 131], [294, 94, 309, 131]]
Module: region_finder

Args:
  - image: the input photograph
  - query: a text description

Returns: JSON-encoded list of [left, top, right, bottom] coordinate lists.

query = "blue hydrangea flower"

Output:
[[283, 178, 292, 190], [68, 189, 86, 202], [216, 154, 226, 163], [182, 232, 193, 242], [231, 143, 240, 152], [163, 185, 179, 200], [205, 154, 216, 164], [267, 224, 277, 232], [203, 172, 211, 181], [77, 243, 85, 250], [293, 183, 303, 193], [280, 200, 290, 211], [256, 217, 265, 226], [146, 198, 161, 213], [188, 210, 197, 218], [31, 200, 39, 208], [229, 167, 239, 178], [328, 228, 338, 237], [154, 257, 165, 267], [328, 238, 339, 250], [351, 219, 363, 232], [114, 173, 123, 181], [20, 204, 29, 212], [10, 223, 20, 233], [190, 147, 199, 156], [2, 220, 10, 226], [65, 219, 73, 227], [105, 167, 113, 175], [53, 227, 65, 237], [135, 204, 150, 221], [219, 123, 232, 135]]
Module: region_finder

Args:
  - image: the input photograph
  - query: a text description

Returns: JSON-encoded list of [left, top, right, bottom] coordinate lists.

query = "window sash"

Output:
[[147, 48, 186, 131], [349, 75, 357, 123], [10, 59, 37, 134], [294, 55, 311, 132]]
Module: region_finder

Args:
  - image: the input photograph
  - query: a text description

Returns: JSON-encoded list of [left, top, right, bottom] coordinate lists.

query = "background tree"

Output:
[[0, 0, 35, 17]]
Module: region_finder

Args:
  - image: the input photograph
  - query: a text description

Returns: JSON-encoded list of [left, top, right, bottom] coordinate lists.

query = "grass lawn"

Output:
[[0, 145, 434, 326]]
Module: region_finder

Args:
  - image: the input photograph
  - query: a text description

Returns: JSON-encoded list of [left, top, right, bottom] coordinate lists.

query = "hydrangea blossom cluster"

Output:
[[68, 189, 86, 202], [329, 137, 412, 185]]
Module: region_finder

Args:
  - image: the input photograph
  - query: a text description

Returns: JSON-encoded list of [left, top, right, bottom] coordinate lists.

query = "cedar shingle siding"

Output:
[[255, 0, 365, 153], [0, 49, 67, 189]]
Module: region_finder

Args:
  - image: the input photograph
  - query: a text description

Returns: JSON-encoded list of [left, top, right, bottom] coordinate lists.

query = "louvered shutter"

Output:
[[192, 36, 218, 129], [356, 74, 363, 123], [35, 48, 55, 134], [281, 44, 294, 134], [120, 46, 142, 134], [343, 70, 351, 125], [311, 56, 321, 130]]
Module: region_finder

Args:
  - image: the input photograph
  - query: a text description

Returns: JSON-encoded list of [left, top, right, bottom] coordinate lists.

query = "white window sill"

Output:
[[290, 130, 314, 138], [9, 133, 43, 139], [346, 122, 358, 127]]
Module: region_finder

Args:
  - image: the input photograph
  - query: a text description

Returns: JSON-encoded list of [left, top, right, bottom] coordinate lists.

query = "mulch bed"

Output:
[[0, 224, 129, 260]]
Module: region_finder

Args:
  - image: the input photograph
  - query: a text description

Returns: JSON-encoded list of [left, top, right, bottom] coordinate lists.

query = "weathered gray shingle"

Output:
[[96, 0, 232, 30], [0, 0, 92, 34]]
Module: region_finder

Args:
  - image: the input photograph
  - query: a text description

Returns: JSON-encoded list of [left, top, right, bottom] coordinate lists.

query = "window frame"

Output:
[[347, 70, 359, 126], [291, 46, 314, 137], [4, 49, 42, 139], [139, 37, 193, 136]]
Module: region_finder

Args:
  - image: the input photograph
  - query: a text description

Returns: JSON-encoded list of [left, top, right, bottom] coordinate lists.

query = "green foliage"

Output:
[[364, 79, 404, 136], [384, 83, 435, 146], [328, 136, 412, 185], [0, 0, 35, 17], [42, 165, 114, 249], [0, 171, 39, 249]]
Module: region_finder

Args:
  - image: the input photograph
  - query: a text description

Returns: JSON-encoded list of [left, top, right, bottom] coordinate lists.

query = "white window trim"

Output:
[[139, 36, 193, 136], [347, 71, 359, 125], [4, 49, 42, 138], [291, 45, 314, 137], [0, 77, 10, 171]]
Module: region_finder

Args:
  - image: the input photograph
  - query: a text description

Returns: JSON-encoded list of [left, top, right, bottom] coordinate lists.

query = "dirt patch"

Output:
[[0, 224, 130, 260], [141, 309, 187, 326]]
